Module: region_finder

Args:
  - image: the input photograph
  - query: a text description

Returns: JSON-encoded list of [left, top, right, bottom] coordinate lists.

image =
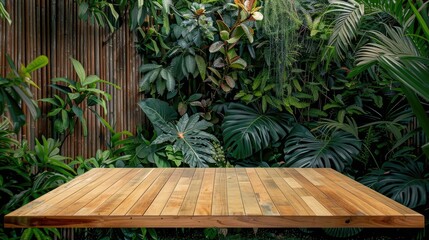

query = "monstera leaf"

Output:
[[283, 125, 361, 172], [222, 103, 293, 159], [360, 159, 429, 208]]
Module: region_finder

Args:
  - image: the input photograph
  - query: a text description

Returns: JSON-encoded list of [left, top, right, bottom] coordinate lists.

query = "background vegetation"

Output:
[[1, 0, 428, 239]]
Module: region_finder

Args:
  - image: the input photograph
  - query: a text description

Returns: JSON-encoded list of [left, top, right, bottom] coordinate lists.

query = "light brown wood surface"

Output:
[[4, 168, 424, 228]]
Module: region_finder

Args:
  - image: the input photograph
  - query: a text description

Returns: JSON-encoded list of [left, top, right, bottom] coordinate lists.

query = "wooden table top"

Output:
[[4, 168, 424, 228]]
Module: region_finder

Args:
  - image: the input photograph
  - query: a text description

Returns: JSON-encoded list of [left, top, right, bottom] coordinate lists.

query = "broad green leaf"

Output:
[[70, 58, 86, 82], [185, 55, 196, 74], [240, 23, 253, 43], [140, 64, 162, 73], [222, 103, 293, 159], [216, 20, 230, 32], [82, 75, 100, 86], [209, 41, 224, 53], [25, 55, 49, 73], [195, 55, 206, 80], [72, 106, 87, 136], [284, 125, 361, 172], [138, 98, 177, 135]]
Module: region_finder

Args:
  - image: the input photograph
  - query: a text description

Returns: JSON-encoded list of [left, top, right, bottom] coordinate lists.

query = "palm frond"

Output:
[[358, 0, 412, 27], [222, 103, 293, 160], [326, 0, 365, 60], [351, 25, 429, 101]]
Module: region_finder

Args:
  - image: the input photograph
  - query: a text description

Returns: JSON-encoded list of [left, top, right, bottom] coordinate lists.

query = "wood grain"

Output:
[[4, 168, 425, 228]]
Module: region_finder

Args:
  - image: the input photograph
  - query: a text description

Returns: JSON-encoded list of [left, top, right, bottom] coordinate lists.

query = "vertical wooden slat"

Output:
[[0, 0, 145, 158]]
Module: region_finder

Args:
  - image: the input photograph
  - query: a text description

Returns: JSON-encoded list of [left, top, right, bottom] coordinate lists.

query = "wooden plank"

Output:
[[5, 215, 424, 228], [285, 168, 351, 216], [256, 168, 296, 215], [4, 168, 425, 228], [74, 169, 144, 215], [211, 168, 228, 215], [161, 168, 195, 215], [271, 168, 314, 215], [178, 168, 204, 215], [127, 168, 175, 215], [7, 168, 106, 216], [236, 168, 262, 216], [144, 168, 184, 216], [246, 168, 280, 216], [111, 168, 163, 215], [57, 168, 132, 215], [194, 168, 215, 216], [319, 168, 420, 215], [91, 168, 154, 215], [297, 168, 388, 216], [24, 168, 122, 216], [226, 168, 245, 215]]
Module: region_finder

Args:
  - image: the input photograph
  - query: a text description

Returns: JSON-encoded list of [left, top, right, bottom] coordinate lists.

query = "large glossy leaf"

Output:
[[222, 103, 293, 159], [154, 114, 217, 167], [283, 125, 361, 172], [360, 159, 429, 208], [138, 98, 178, 135]]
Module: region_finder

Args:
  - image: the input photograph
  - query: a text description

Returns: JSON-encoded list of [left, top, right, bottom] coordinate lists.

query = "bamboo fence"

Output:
[[1, 0, 144, 158]]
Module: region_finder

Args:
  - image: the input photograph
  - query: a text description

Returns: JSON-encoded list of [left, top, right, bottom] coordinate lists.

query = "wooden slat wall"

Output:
[[0, 0, 144, 158]]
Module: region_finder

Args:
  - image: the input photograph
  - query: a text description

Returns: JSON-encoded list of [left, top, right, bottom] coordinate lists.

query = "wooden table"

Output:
[[4, 168, 424, 228]]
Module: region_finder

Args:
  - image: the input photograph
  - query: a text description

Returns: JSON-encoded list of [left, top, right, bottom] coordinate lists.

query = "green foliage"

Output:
[[77, 0, 120, 32], [42, 57, 118, 137], [222, 103, 293, 160], [263, 0, 301, 97], [360, 158, 429, 208], [0, 55, 48, 131], [139, 98, 218, 167], [234, 70, 283, 113], [206, 1, 263, 93], [283, 124, 361, 172], [69, 149, 131, 175], [325, 0, 364, 60]]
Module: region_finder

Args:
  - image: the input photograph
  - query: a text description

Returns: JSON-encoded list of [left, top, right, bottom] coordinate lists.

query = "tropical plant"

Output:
[[41, 57, 119, 138], [326, 0, 429, 158], [222, 103, 293, 160], [0, 55, 48, 131], [283, 124, 361, 172], [263, 0, 301, 97], [139, 98, 218, 167], [69, 149, 131, 175], [77, 0, 120, 32], [0, 119, 30, 214], [207, 0, 263, 93], [360, 158, 429, 209]]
